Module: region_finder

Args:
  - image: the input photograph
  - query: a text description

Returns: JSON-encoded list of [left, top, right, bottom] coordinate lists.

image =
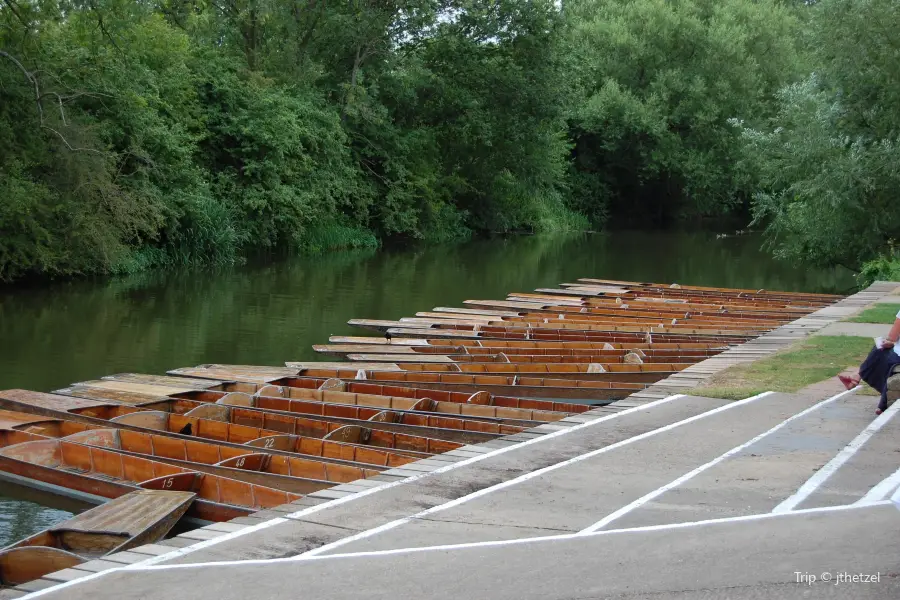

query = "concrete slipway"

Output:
[[4, 282, 900, 600]]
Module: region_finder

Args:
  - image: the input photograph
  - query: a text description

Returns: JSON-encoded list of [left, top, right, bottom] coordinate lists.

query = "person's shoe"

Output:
[[876, 408, 884, 416], [838, 375, 860, 390]]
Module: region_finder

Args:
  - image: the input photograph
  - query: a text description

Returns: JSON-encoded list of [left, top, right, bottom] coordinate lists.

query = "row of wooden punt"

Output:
[[155, 281, 837, 403], [0, 360, 592, 524], [0, 278, 841, 586], [558, 278, 840, 301], [172, 365, 647, 401], [255, 282, 839, 404]]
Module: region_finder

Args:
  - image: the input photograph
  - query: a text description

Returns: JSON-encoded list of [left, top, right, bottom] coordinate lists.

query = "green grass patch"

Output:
[[846, 303, 900, 324], [694, 335, 875, 400]]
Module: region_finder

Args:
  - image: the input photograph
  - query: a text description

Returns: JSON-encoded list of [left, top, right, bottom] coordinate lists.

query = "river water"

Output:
[[0, 231, 854, 545]]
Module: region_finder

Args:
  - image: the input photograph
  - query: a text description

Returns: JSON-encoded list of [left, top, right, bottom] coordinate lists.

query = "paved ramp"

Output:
[[27, 504, 900, 600]]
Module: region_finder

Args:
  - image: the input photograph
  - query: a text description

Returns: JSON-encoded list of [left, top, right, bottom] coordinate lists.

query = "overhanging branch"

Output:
[[0, 49, 105, 153]]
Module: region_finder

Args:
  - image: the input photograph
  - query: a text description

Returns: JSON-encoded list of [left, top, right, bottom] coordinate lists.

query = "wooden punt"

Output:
[[285, 362, 682, 383], [325, 337, 733, 352], [279, 372, 643, 403], [412, 310, 782, 331], [165, 367, 595, 415], [460, 299, 811, 323], [585, 289, 833, 306], [428, 312, 788, 331], [572, 279, 842, 300], [415, 314, 781, 335], [349, 318, 762, 339], [56, 372, 500, 439], [0, 409, 382, 493], [426, 304, 794, 324], [342, 351, 720, 364], [314, 343, 729, 359], [169, 365, 643, 403], [441, 305, 791, 325], [518, 289, 830, 311], [0, 435, 299, 523], [381, 326, 749, 344], [413, 306, 782, 323], [424, 315, 766, 335], [334, 361, 688, 377], [0, 389, 461, 457], [190, 384, 565, 425], [0, 489, 194, 586], [556, 278, 838, 298], [502, 292, 828, 313], [61, 377, 506, 444], [63, 380, 533, 434], [0, 390, 433, 467], [537, 289, 830, 309], [62, 379, 551, 430]]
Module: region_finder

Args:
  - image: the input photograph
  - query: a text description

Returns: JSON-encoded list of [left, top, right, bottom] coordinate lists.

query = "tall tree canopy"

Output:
[[0, 0, 581, 280], [738, 0, 900, 279], [2, 0, 897, 284], [564, 0, 800, 227]]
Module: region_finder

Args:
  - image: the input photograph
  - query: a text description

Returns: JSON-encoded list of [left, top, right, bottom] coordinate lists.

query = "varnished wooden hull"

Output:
[[55, 379, 503, 445], [2, 406, 395, 480], [290, 366, 684, 384], [0, 452, 244, 524], [0, 438, 300, 522], [0, 547, 85, 586], [182, 373, 598, 416], [0, 489, 194, 586], [380, 326, 750, 343], [60, 428, 380, 494], [0, 390, 451, 460]]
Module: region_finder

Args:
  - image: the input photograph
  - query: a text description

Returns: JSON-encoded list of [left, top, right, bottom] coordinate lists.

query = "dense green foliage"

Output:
[[1, 0, 581, 280], [738, 0, 900, 281], [566, 0, 800, 226], [2, 0, 898, 282]]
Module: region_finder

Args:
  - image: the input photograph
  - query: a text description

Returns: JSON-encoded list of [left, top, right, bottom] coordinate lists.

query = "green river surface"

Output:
[[0, 231, 856, 545]]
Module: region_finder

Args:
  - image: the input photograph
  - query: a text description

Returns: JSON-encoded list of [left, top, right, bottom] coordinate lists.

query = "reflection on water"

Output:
[[0, 492, 74, 548], [0, 230, 855, 542]]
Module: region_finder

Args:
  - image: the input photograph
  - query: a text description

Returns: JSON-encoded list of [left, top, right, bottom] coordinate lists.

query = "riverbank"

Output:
[[0, 232, 854, 394], [3, 280, 897, 599], [0, 232, 858, 550]]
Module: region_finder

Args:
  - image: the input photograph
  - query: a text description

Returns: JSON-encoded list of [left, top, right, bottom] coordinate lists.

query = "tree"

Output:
[[565, 0, 800, 226], [739, 0, 900, 273]]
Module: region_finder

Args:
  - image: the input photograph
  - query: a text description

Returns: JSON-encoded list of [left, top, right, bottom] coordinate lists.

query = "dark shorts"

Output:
[[859, 346, 900, 410]]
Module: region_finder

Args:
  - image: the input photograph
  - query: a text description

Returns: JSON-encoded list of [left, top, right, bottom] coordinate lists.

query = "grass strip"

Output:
[[846, 303, 900, 324], [695, 335, 877, 401]]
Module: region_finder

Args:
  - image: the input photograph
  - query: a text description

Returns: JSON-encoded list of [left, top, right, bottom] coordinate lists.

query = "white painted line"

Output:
[[92, 501, 899, 573], [294, 500, 892, 563], [773, 390, 900, 513], [15, 393, 688, 600], [579, 386, 862, 533], [296, 391, 776, 558], [856, 466, 900, 505], [892, 483, 900, 511]]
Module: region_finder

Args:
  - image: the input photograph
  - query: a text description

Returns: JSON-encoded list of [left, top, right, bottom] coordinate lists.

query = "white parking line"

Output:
[[15, 393, 687, 600], [580, 387, 861, 533], [76, 502, 900, 573], [857, 466, 900, 505], [774, 391, 900, 513], [296, 391, 775, 558]]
